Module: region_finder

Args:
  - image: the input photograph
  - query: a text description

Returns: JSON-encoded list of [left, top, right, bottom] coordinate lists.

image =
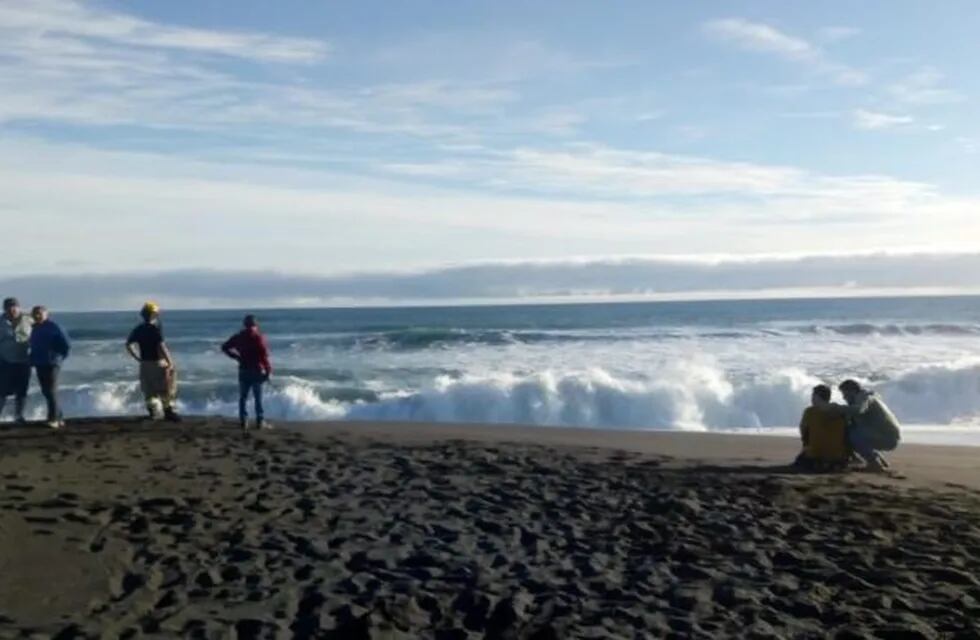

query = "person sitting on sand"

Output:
[[0, 297, 33, 424], [221, 314, 273, 431], [29, 306, 71, 430], [834, 379, 901, 472], [126, 302, 181, 422], [794, 384, 849, 471]]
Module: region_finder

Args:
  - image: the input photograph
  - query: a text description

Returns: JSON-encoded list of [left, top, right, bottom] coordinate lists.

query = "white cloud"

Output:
[[889, 68, 963, 105], [381, 143, 936, 213], [817, 26, 862, 42], [703, 18, 867, 86], [852, 109, 914, 130], [0, 0, 329, 62], [957, 137, 979, 154], [4, 136, 979, 282], [0, 0, 519, 142]]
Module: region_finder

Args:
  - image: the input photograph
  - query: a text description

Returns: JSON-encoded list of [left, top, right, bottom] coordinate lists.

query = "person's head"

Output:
[[3, 297, 20, 318], [811, 384, 832, 406], [31, 305, 48, 324], [140, 301, 160, 323], [838, 379, 863, 403], [243, 314, 258, 330]]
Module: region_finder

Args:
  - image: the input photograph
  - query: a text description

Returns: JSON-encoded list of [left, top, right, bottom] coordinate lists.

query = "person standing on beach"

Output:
[[0, 297, 33, 423], [29, 306, 70, 429], [126, 302, 181, 422], [221, 314, 272, 431], [836, 379, 901, 472]]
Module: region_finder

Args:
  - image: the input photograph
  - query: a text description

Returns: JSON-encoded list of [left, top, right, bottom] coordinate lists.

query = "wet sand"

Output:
[[1, 418, 979, 638]]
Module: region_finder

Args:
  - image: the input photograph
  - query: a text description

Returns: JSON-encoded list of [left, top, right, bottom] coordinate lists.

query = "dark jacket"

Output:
[[29, 320, 71, 367], [222, 327, 272, 374]]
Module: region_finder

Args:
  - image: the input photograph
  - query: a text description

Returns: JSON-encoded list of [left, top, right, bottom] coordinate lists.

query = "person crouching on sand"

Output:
[[0, 297, 33, 424], [221, 314, 273, 431], [793, 384, 849, 471], [29, 306, 70, 429], [126, 302, 181, 422], [834, 379, 901, 472]]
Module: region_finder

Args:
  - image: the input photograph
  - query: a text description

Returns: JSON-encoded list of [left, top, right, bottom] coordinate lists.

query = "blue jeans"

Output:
[[238, 369, 266, 424]]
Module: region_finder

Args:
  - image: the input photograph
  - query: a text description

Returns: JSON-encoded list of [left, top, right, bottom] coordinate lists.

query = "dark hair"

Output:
[[839, 379, 862, 394], [812, 384, 832, 402], [243, 314, 257, 328], [3, 297, 18, 309]]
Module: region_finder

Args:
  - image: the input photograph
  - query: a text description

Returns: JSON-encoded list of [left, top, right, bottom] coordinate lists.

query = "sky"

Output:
[[1, 0, 979, 309]]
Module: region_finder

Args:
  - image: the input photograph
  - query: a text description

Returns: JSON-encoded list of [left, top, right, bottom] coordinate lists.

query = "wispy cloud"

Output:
[[8, 252, 980, 310], [817, 26, 862, 43], [0, 0, 329, 62], [889, 68, 963, 105], [703, 18, 867, 86], [381, 143, 935, 212], [852, 109, 914, 130], [0, 0, 521, 142], [5, 136, 978, 281]]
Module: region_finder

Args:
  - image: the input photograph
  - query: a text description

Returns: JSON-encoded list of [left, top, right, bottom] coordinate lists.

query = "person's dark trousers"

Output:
[[0, 361, 31, 421], [238, 369, 266, 426], [35, 365, 62, 422]]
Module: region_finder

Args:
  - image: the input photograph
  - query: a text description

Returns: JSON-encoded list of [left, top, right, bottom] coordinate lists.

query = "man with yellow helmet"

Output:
[[125, 302, 180, 422]]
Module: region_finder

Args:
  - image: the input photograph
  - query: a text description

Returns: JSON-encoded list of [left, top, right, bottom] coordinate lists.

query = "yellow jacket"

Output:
[[800, 407, 849, 461]]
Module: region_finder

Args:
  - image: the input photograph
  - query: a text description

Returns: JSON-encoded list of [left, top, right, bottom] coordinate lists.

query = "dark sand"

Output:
[[1, 419, 979, 639]]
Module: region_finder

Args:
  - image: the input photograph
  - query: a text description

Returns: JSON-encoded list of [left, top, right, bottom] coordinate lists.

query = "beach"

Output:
[[1, 419, 979, 639]]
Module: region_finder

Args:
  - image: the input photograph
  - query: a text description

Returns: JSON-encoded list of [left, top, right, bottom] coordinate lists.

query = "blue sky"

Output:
[[1, 1, 978, 307]]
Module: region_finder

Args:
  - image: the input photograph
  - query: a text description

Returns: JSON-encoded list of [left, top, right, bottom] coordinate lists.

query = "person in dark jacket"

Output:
[[126, 302, 180, 422], [222, 314, 273, 431], [29, 306, 70, 429]]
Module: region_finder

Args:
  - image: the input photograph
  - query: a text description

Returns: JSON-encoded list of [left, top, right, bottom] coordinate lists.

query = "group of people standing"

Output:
[[1, 299, 274, 432], [0, 298, 71, 428]]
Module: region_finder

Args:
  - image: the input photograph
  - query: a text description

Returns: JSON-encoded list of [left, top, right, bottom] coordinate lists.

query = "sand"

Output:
[[1, 418, 979, 639]]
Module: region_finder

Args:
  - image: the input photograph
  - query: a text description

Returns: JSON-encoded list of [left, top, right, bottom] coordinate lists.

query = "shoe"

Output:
[[240, 419, 249, 432], [164, 409, 182, 423], [47, 420, 61, 430], [256, 420, 273, 430], [865, 457, 887, 473]]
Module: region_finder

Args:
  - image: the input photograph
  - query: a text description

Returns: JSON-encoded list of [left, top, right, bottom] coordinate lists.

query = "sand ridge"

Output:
[[0, 420, 979, 638]]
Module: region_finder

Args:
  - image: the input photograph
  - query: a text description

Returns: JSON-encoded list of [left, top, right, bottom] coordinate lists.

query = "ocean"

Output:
[[17, 296, 980, 444]]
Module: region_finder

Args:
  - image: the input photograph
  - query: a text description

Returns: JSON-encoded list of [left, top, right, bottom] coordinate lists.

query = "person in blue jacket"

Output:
[[29, 306, 70, 429]]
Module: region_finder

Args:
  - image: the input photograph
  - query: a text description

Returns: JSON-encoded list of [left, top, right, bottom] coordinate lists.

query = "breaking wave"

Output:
[[21, 360, 980, 431]]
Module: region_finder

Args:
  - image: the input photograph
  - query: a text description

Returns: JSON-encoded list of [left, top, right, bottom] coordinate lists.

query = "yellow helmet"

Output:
[[141, 301, 160, 318]]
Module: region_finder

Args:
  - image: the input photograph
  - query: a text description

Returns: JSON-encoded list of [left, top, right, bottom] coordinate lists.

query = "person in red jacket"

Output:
[[221, 314, 272, 431]]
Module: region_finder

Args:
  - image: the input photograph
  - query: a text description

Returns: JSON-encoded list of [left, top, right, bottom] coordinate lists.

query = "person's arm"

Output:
[[56, 325, 71, 359], [125, 329, 141, 362], [159, 342, 175, 369], [258, 335, 272, 377], [221, 336, 241, 362], [799, 411, 810, 446], [818, 402, 855, 418], [16, 317, 32, 344]]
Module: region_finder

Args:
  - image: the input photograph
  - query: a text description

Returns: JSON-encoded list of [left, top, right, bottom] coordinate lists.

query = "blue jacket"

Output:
[[29, 320, 71, 367]]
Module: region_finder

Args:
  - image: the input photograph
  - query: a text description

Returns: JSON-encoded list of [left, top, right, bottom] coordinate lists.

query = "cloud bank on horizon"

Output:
[[6, 253, 980, 311], [1, 0, 978, 308]]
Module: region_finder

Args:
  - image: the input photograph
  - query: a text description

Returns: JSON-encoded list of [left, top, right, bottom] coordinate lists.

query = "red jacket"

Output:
[[222, 328, 272, 374]]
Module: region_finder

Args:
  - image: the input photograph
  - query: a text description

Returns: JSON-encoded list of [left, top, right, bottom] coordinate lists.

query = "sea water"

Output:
[[17, 296, 980, 444]]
